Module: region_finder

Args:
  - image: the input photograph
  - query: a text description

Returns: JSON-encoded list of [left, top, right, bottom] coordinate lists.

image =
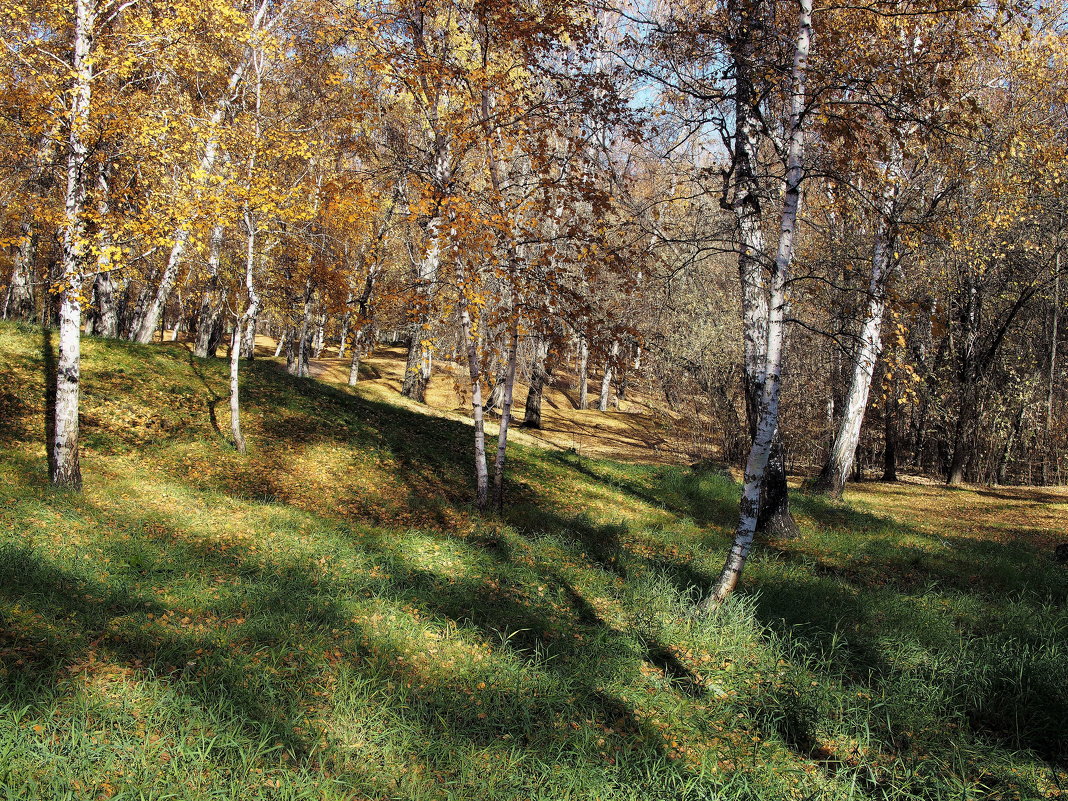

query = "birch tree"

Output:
[[702, 0, 812, 604]]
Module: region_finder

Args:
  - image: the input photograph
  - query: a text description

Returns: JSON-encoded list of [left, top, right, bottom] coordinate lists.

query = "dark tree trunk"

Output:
[[523, 338, 552, 428]]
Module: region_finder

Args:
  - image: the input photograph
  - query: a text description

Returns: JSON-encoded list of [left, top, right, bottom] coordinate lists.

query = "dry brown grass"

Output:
[[279, 338, 694, 466], [846, 475, 1068, 549]]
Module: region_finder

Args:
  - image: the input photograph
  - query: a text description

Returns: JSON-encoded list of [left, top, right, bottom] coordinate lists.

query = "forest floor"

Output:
[[272, 335, 693, 465], [2, 320, 1067, 800]]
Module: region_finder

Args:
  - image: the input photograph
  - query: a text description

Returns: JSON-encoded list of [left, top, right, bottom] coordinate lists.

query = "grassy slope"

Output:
[[1, 320, 1067, 801]]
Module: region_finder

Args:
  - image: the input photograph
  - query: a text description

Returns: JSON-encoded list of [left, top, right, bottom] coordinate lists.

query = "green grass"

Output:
[[1, 319, 1066, 800]]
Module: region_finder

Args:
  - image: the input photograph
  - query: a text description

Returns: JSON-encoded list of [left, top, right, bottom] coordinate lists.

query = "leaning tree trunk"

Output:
[[52, 0, 95, 490], [704, 0, 811, 606], [129, 47, 258, 344], [811, 149, 900, 499], [722, 0, 800, 543]]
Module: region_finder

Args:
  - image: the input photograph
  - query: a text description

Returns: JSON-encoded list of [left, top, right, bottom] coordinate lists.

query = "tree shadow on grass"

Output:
[[744, 501, 1068, 774], [0, 514, 705, 797]]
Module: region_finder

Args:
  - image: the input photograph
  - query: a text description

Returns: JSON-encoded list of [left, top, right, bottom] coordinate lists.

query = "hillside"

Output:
[[1, 320, 1067, 801]]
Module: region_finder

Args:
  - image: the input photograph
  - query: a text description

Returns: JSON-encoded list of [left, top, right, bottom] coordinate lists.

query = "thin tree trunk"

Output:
[[312, 313, 326, 358], [7, 220, 39, 322], [127, 7, 276, 345], [92, 270, 119, 338], [1045, 256, 1059, 484], [4, 133, 57, 322], [347, 261, 381, 386], [230, 199, 261, 453], [947, 395, 973, 485], [229, 318, 246, 453], [170, 290, 183, 341], [52, 0, 95, 490], [289, 275, 313, 377], [882, 391, 899, 482], [337, 302, 353, 358], [348, 331, 363, 385], [578, 335, 589, 409], [455, 261, 489, 510], [240, 305, 259, 358], [401, 223, 440, 403], [705, 0, 811, 606], [724, 0, 800, 542], [598, 341, 618, 412], [493, 318, 519, 510], [274, 328, 288, 358]]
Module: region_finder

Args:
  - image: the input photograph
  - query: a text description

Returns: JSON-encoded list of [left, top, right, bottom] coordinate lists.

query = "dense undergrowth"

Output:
[[1, 320, 1066, 800]]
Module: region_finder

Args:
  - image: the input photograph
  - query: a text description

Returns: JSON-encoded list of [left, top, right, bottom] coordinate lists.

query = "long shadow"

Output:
[[972, 487, 1068, 504], [8, 328, 1065, 793], [184, 347, 223, 437], [0, 505, 702, 792], [744, 499, 1068, 772]]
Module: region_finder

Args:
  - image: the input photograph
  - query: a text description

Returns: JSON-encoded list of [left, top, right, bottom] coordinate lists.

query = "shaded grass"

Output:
[[1, 320, 1066, 800]]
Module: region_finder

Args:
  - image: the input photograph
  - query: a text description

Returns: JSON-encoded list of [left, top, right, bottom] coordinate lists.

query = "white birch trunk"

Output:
[[229, 319, 245, 453], [337, 300, 353, 358], [311, 313, 326, 358], [523, 337, 551, 427], [52, 0, 95, 489], [493, 318, 519, 510], [578, 335, 589, 409], [401, 219, 441, 402], [455, 262, 489, 511], [598, 341, 619, 412], [813, 146, 901, 498], [194, 225, 226, 357], [171, 290, 183, 340], [707, 0, 811, 605], [130, 0, 278, 344]]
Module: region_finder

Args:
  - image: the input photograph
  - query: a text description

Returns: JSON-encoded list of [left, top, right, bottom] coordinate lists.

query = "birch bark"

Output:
[[455, 255, 490, 510], [130, 0, 280, 343], [812, 148, 901, 498], [52, 0, 95, 489], [194, 225, 226, 357], [493, 317, 519, 510], [577, 335, 589, 409], [705, 0, 811, 604]]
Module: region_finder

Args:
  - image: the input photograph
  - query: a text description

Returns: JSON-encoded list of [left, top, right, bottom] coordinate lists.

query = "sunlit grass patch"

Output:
[[2, 321, 1067, 800]]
